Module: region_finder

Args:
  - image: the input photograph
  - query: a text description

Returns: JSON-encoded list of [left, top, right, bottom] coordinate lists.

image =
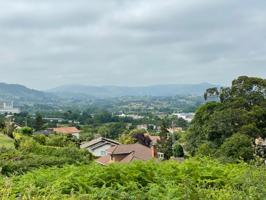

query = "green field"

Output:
[[0, 133, 14, 149]]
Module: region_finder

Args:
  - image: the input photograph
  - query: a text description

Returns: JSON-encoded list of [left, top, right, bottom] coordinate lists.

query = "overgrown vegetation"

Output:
[[0, 133, 14, 149], [0, 133, 92, 176], [1, 158, 266, 199]]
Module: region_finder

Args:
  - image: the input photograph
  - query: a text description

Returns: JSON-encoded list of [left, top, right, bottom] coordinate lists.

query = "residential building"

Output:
[[80, 137, 120, 157], [168, 127, 183, 133], [53, 127, 81, 139], [96, 143, 156, 165], [172, 113, 195, 122], [136, 124, 148, 130]]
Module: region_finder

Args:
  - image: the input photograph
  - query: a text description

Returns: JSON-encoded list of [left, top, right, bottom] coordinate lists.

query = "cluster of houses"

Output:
[[80, 135, 162, 165], [37, 125, 183, 165]]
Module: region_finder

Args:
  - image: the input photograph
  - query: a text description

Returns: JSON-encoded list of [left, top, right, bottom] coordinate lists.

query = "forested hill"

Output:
[[0, 82, 218, 106], [48, 83, 218, 98], [0, 83, 56, 105]]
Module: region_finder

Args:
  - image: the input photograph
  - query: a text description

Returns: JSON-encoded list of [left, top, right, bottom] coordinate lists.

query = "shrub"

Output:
[[1, 158, 266, 199], [218, 133, 254, 162], [20, 126, 33, 135], [173, 143, 184, 157]]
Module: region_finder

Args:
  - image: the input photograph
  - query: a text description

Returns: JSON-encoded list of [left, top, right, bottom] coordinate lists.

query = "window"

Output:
[[100, 150, 106, 156], [158, 152, 164, 160]]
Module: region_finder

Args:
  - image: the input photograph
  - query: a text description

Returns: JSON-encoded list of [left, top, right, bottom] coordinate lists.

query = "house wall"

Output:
[[72, 133, 80, 139], [111, 154, 127, 162], [89, 144, 113, 157]]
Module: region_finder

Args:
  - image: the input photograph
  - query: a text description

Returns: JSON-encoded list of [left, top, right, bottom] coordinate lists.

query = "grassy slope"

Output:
[[0, 133, 14, 149]]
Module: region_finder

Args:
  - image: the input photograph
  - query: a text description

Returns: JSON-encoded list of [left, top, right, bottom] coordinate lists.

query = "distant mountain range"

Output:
[[0, 82, 219, 105], [48, 83, 219, 98], [0, 83, 56, 105]]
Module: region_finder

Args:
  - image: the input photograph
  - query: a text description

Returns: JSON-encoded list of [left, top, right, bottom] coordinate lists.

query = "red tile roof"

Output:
[[53, 127, 80, 135]]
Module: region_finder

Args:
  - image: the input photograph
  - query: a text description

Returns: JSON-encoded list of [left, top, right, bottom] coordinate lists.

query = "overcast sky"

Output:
[[0, 0, 265, 90]]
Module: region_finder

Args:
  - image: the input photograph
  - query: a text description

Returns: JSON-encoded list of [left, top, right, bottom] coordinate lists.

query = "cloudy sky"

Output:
[[0, 0, 266, 90]]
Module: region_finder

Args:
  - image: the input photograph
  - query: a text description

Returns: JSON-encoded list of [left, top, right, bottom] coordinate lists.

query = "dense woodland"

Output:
[[0, 76, 265, 199]]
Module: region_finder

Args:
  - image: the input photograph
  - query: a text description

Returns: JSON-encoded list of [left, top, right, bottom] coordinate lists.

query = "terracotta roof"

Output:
[[96, 155, 111, 165], [110, 143, 153, 161], [53, 127, 80, 135]]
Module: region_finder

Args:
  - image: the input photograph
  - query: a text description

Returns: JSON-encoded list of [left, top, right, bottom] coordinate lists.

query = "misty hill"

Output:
[[0, 83, 56, 105], [48, 83, 218, 98]]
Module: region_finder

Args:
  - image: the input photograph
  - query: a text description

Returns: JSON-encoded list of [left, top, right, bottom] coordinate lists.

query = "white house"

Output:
[[80, 137, 120, 157]]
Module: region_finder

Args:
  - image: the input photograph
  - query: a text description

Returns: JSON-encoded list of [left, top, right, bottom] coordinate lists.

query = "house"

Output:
[[172, 113, 195, 122], [168, 127, 183, 134], [96, 143, 156, 165], [148, 135, 160, 146], [136, 124, 148, 130], [53, 127, 81, 139], [80, 137, 120, 157]]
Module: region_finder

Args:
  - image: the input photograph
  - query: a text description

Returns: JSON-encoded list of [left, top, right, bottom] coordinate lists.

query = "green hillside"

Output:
[[0, 133, 14, 149]]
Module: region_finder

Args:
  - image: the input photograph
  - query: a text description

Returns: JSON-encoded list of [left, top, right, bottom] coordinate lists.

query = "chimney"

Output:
[[151, 145, 157, 158]]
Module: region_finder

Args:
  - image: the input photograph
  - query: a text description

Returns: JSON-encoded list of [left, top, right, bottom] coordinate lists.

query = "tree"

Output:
[[34, 113, 44, 131], [20, 127, 33, 135], [173, 143, 184, 157], [218, 133, 254, 162], [3, 120, 15, 138], [157, 121, 173, 159], [119, 132, 136, 144], [133, 133, 151, 147], [185, 76, 266, 160]]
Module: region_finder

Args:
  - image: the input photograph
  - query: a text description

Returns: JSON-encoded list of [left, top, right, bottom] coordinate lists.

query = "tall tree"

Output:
[[157, 121, 173, 159], [186, 76, 266, 161], [34, 113, 44, 131]]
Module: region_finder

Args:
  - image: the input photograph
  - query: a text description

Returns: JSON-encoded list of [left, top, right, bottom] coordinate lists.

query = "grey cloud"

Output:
[[0, 0, 265, 89]]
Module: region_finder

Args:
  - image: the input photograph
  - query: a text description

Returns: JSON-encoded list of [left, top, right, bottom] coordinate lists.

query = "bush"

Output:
[[45, 134, 76, 147], [218, 133, 254, 162], [1, 158, 266, 199], [32, 134, 46, 145], [173, 143, 184, 157], [20, 127, 33, 135], [0, 136, 92, 176]]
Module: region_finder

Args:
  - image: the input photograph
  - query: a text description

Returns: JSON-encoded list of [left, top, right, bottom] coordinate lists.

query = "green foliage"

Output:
[[20, 126, 33, 135], [218, 133, 254, 162], [3, 121, 16, 138], [157, 121, 174, 159], [34, 113, 44, 131], [186, 76, 266, 161], [119, 132, 135, 144], [196, 142, 216, 157], [0, 134, 92, 176], [0, 133, 14, 149], [1, 158, 266, 199], [45, 134, 76, 147], [173, 143, 184, 157], [32, 134, 46, 145]]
